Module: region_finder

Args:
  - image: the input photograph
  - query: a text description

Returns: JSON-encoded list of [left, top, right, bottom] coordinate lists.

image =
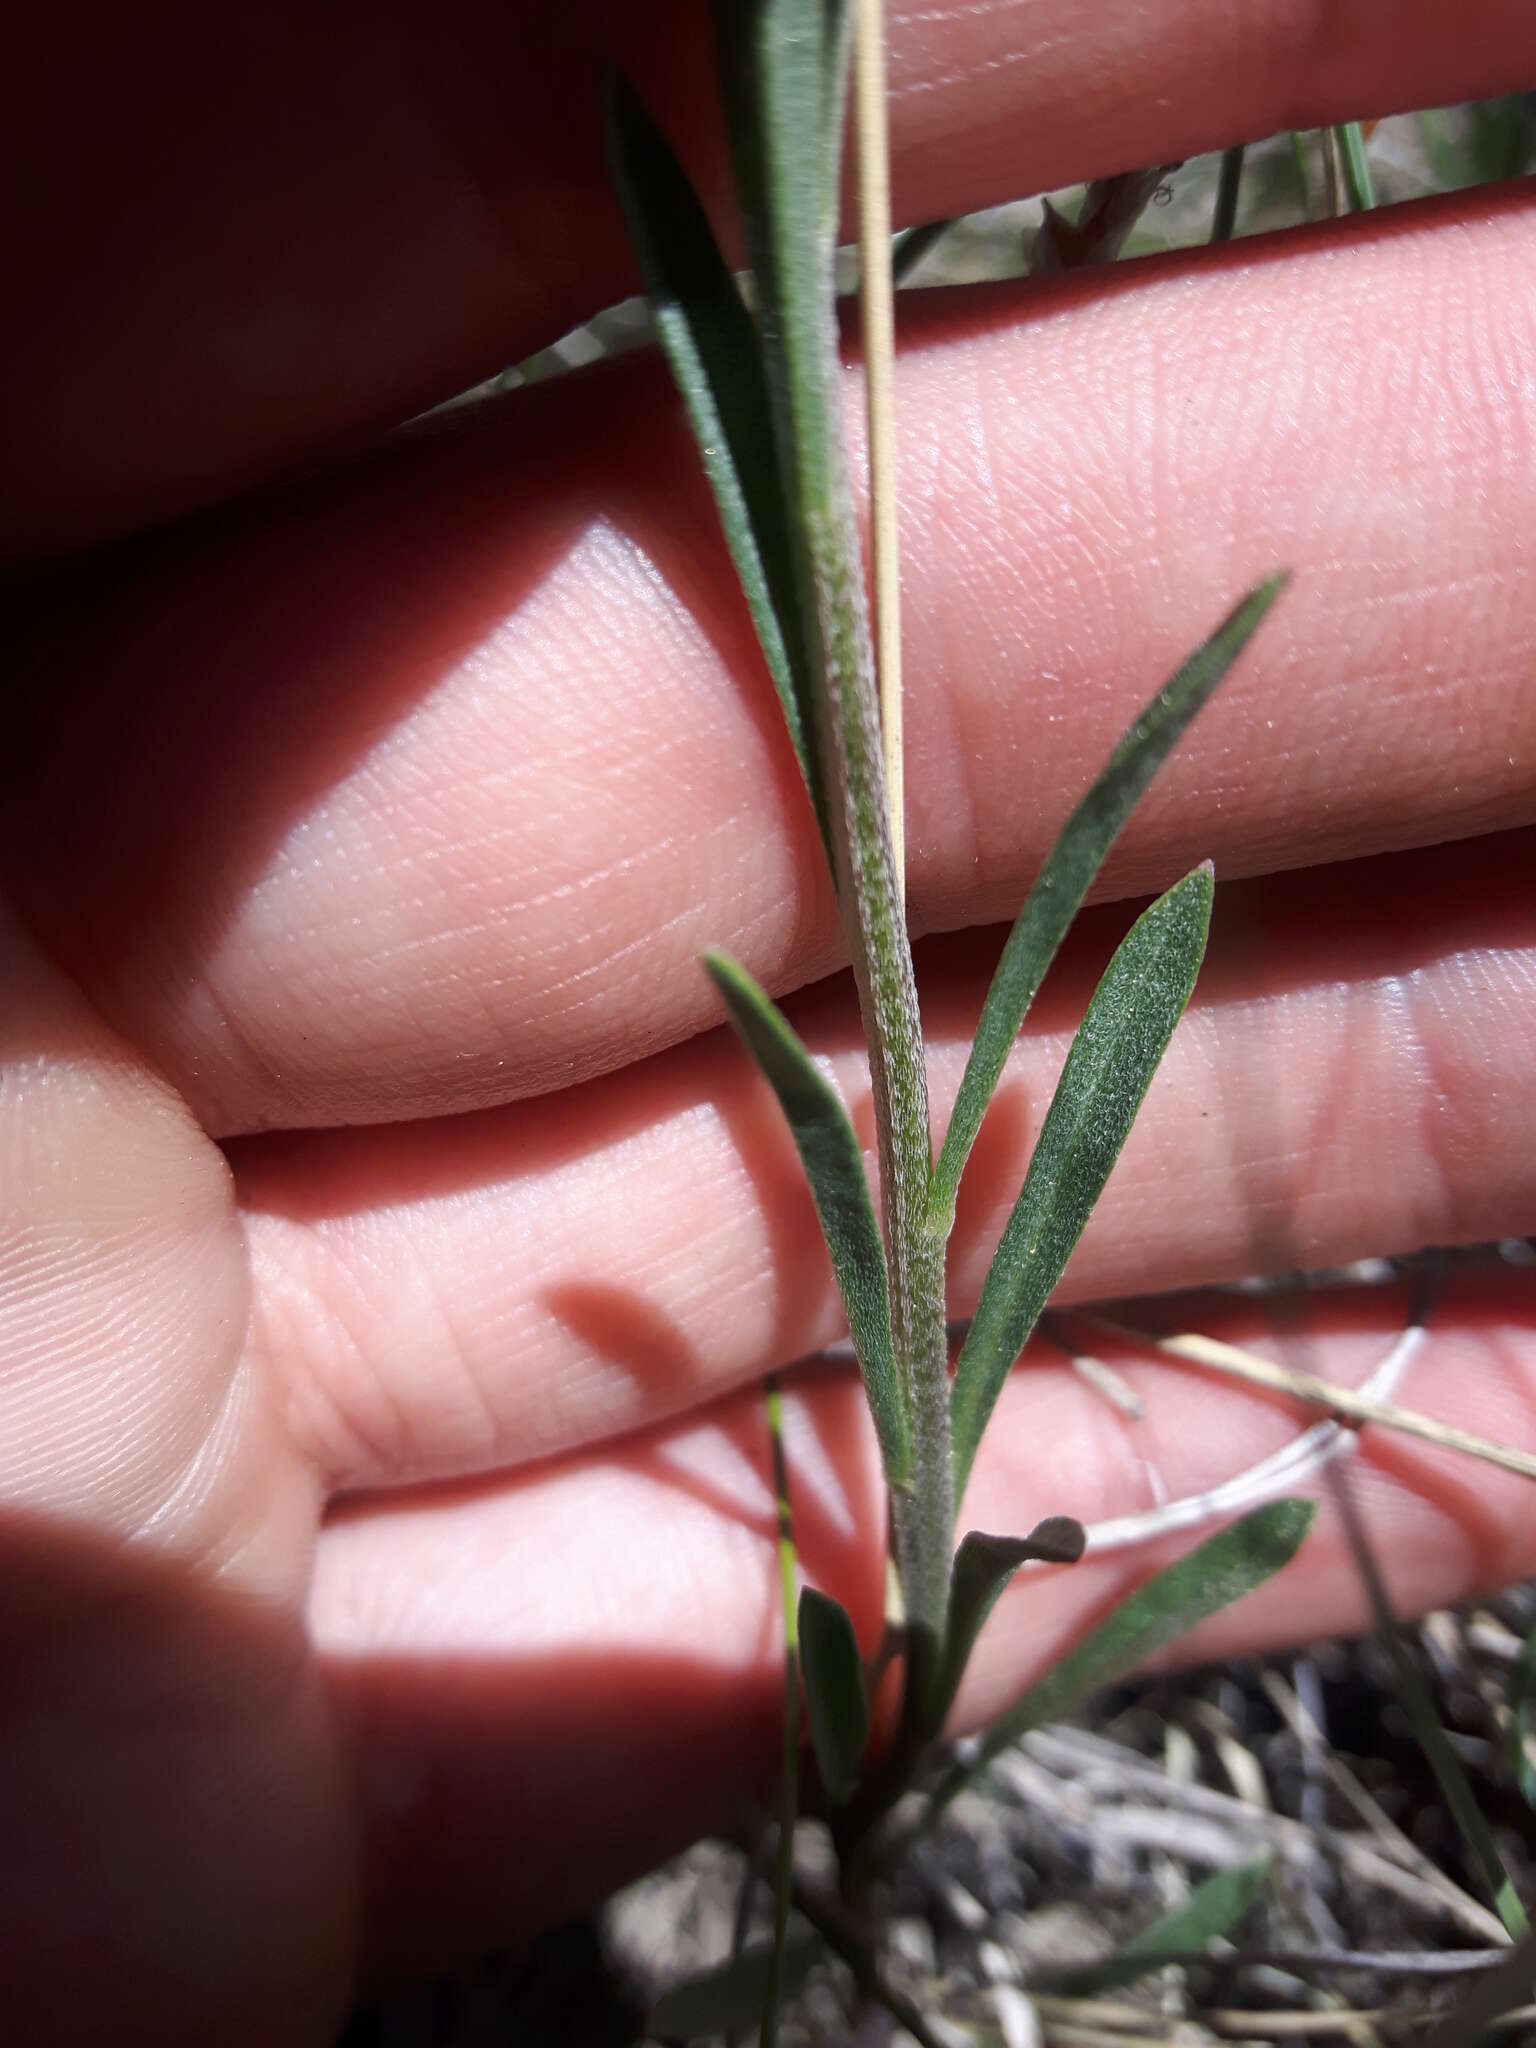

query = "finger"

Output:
[[8, 188, 1536, 1133], [8, 2, 1536, 551], [0, 900, 353, 2039], [310, 1268, 1536, 1966], [238, 835, 1536, 1493]]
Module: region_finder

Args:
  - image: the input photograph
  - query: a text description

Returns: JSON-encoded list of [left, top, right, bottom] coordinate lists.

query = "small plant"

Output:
[[607, 2, 1315, 2031]]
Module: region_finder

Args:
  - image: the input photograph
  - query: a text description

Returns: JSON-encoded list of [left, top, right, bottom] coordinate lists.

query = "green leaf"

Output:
[[715, 0, 850, 299], [604, 74, 829, 857], [649, 1932, 822, 2040], [1053, 1857, 1270, 1995], [799, 1587, 870, 1803], [1512, 1617, 1536, 1809], [930, 1501, 1316, 1816], [949, 865, 1214, 1504], [705, 951, 910, 1483], [930, 579, 1285, 1235], [925, 1518, 1086, 1738]]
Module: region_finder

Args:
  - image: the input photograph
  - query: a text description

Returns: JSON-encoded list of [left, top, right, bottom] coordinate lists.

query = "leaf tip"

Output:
[[1029, 1513, 1088, 1565], [1271, 1495, 1319, 1554], [700, 945, 741, 994]]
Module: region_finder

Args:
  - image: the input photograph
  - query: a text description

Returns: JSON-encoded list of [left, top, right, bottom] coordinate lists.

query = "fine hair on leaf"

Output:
[[929, 576, 1286, 1235], [949, 863, 1215, 1505], [705, 950, 909, 1482], [799, 1586, 871, 1804]]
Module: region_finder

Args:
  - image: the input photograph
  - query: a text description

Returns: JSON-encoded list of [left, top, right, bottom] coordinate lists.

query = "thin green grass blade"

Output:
[[1052, 1857, 1270, 1995], [1336, 121, 1377, 211], [706, 951, 909, 1483], [930, 579, 1284, 1236], [1328, 1465, 1528, 1939], [924, 1518, 1085, 1738], [925, 1501, 1316, 1823], [763, 1376, 800, 2048], [649, 1931, 821, 2040], [891, 218, 951, 284], [604, 75, 829, 855], [799, 1586, 870, 1803], [949, 866, 1215, 1505], [1512, 1616, 1536, 1808]]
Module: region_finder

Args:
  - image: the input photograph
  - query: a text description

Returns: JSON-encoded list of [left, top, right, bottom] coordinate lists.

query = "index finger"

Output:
[[7, 0, 1536, 554]]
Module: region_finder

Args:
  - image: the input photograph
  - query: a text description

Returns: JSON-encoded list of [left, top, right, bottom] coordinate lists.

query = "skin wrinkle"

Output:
[[7, 15, 1536, 2022], [6, 198, 1536, 1134], [237, 839, 1536, 1493], [306, 1282, 1536, 1962], [7, 6, 1536, 554]]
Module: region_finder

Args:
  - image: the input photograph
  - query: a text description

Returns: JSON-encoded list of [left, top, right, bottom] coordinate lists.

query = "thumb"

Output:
[[0, 902, 355, 2041]]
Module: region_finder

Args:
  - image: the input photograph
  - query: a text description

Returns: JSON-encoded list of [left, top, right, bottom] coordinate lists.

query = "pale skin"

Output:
[[3, 3, 1536, 2039]]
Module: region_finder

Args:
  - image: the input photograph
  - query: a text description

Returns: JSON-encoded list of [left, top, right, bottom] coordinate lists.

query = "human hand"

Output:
[[3, 5, 1535, 2039]]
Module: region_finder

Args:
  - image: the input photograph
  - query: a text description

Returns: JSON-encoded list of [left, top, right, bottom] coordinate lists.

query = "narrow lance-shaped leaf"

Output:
[[816, 0, 853, 242], [950, 864, 1214, 1506], [1051, 1858, 1271, 1996], [926, 1501, 1316, 1820], [799, 1586, 870, 1804], [706, 951, 910, 1483], [603, 75, 830, 859], [923, 1518, 1085, 1739], [930, 578, 1285, 1234]]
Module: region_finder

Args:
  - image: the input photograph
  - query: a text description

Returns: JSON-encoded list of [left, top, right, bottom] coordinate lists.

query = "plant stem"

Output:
[[1321, 125, 1342, 218], [855, 0, 904, 902], [1336, 121, 1376, 211], [1212, 144, 1245, 242], [790, 1877, 948, 2048], [846, 0, 950, 1653], [1289, 130, 1312, 219], [721, 0, 952, 1654], [763, 1376, 801, 2046]]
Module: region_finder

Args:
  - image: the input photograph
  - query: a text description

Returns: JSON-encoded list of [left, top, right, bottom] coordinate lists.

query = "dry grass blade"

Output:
[[1261, 1669, 1511, 1945], [1014, 1725, 1512, 1944], [1034, 1999, 1383, 2043], [1326, 1463, 1529, 1940], [1094, 1321, 1536, 1484]]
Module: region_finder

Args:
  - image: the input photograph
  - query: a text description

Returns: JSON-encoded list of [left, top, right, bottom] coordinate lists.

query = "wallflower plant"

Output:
[[607, 3, 1315, 2033]]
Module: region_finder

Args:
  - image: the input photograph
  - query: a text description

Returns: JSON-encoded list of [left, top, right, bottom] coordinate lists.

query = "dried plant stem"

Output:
[[1097, 1321, 1536, 1485], [855, 0, 904, 900]]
